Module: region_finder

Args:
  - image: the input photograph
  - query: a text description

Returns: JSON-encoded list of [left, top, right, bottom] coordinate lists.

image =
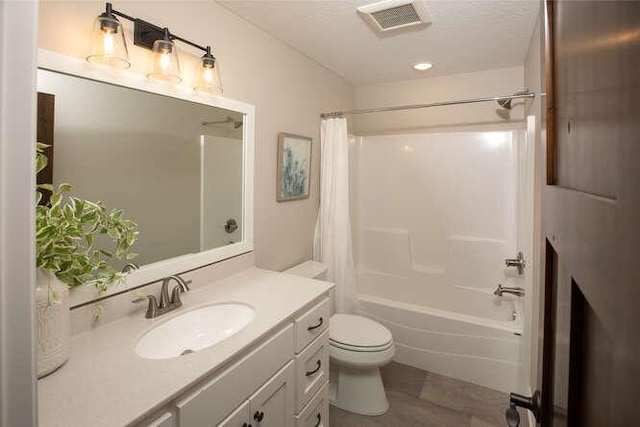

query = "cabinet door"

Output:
[[218, 400, 250, 427], [250, 361, 295, 427]]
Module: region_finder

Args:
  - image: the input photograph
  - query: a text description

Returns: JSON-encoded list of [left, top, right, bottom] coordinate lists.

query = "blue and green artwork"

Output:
[[279, 135, 311, 201]]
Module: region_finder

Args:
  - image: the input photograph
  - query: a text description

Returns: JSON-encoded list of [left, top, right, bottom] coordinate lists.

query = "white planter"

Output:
[[36, 268, 70, 378]]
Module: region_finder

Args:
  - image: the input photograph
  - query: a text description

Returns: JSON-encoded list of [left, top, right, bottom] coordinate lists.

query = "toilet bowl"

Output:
[[284, 261, 395, 416]]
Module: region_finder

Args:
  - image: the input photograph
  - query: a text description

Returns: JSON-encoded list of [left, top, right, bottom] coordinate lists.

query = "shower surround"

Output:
[[350, 129, 527, 393]]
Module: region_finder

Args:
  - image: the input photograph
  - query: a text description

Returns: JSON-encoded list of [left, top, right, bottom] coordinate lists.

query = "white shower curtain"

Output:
[[313, 117, 357, 314]]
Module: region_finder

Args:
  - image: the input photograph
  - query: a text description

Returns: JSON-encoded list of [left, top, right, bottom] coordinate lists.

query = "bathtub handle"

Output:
[[307, 317, 324, 331]]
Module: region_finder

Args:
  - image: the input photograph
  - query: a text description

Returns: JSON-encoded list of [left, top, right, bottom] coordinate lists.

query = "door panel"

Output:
[[538, 1, 640, 426]]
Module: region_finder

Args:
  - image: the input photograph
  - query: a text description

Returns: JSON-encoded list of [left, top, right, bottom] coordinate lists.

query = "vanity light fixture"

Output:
[[87, 2, 223, 94], [194, 46, 223, 95], [147, 28, 181, 83], [87, 3, 130, 69]]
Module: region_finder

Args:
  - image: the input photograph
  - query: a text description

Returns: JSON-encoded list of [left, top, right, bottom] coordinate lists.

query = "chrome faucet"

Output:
[[133, 275, 192, 319], [505, 252, 526, 275], [494, 284, 525, 297]]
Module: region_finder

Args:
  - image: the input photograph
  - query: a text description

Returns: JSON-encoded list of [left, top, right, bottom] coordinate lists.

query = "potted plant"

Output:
[[35, 143, 138, 377]]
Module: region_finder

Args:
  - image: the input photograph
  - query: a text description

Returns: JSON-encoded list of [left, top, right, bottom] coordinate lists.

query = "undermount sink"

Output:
[[134, 303, 255, 360]]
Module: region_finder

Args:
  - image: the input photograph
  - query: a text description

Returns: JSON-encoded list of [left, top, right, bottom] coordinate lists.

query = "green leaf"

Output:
[[58, 183, 72, 193]]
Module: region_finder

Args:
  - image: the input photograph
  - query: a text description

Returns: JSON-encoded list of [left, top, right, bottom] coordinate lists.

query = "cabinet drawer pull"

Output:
[[305, 360, 322, 377], [253, 411, 264, 422], [307, 317, 324, 331], [314, 413, 322, 427]]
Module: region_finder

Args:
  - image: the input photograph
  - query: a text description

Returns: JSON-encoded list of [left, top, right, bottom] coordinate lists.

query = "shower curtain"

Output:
[[313, 117, 357, 314]]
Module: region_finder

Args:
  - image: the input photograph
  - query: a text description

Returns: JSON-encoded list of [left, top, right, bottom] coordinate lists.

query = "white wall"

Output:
[[354, 66, 525, 135], [38, 1, 355, 272], [0, 2, 38, 425]]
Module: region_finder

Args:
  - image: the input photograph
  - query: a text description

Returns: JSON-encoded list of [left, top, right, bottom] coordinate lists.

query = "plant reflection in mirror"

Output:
[[35, 143, 139, 293]]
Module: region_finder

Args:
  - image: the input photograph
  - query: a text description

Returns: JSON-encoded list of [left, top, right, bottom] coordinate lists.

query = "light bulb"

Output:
[[160, 52, 170, 70], [203, 67, 214, 83], [102, 31, 115, 56]]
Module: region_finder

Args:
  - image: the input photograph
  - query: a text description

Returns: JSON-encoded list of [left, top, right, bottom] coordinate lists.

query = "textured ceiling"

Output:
[[218, 0, 540, 85]]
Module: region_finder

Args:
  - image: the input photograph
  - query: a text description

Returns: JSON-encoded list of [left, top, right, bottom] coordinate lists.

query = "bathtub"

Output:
[[357, 293, 522, 393]]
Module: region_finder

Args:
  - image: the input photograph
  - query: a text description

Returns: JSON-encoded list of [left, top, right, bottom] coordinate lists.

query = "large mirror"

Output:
[[37, 50, 255, 305]]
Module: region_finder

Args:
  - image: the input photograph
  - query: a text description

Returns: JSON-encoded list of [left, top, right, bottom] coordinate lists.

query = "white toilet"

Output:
[[285, 261, 395, 416]]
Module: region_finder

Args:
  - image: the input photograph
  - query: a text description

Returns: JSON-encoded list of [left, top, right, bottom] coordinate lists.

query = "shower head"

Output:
[[497, 97, 513, 110], [496, 90, 531, 110]]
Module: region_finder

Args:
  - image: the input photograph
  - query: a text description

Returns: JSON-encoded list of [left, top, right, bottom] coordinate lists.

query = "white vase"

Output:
[[35, 268, 70, 378]]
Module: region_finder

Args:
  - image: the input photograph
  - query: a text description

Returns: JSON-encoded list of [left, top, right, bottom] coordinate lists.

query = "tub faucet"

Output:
[[494, 284, 525, 297]]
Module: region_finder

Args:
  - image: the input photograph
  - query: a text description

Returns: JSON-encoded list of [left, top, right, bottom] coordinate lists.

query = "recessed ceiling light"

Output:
[[413, 62, 433, 71]]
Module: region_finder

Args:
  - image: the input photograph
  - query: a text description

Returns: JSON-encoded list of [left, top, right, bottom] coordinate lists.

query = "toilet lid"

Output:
[[329, 314, 392, 348]]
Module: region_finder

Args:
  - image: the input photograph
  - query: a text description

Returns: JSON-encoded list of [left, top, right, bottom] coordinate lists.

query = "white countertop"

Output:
[[38, 268, 333, 427]]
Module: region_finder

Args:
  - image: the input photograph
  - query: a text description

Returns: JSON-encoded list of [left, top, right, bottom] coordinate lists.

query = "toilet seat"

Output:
[[329, 314, 392, 351], [330, 339, 393, 353]]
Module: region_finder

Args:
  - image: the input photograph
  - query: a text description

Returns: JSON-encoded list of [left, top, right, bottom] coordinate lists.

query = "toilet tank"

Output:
[[284, 261, 334, 314], [284, 261, 328, 280]]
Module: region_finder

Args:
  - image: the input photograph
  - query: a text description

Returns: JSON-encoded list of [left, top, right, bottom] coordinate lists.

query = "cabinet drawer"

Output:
[[295, 382, 329, 427], [294, 298, 330, 353], [295, 330, 330, 413], [175, 324, 294, 427]]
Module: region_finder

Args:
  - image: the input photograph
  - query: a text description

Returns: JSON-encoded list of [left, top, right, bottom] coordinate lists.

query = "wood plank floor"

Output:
[[329, 362, 524, 427]]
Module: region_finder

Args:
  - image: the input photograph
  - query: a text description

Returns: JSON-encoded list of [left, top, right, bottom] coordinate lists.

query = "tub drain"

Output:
[[180, 349, 194, 356]]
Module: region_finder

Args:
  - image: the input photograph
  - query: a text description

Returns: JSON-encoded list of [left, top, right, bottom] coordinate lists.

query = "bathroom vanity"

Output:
[[37, 269, 333, 427]]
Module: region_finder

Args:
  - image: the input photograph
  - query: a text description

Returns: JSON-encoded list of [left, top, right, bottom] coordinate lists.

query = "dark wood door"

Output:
[[538, 1, 640, 426], [37, 91, 55, 205]]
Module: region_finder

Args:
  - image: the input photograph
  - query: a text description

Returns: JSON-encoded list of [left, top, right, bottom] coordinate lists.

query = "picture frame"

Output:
[[277, 132, 312, 202]]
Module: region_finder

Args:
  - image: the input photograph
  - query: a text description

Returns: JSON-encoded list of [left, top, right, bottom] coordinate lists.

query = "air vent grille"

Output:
[[370, 4, 421, 29], [357, 0, 431, 33]]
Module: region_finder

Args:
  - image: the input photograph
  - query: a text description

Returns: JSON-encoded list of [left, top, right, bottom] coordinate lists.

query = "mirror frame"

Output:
[[37, 49, 255, 307]]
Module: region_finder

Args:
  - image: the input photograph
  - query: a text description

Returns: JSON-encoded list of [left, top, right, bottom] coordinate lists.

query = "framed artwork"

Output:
[[277, 132, 312, 202]]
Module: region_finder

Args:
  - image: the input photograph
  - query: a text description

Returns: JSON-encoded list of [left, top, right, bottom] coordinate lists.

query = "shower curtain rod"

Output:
[[319, 91, 536, 119]]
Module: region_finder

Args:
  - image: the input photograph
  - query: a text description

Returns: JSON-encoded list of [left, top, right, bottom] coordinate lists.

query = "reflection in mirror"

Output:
[[37, 69, 244, 270]]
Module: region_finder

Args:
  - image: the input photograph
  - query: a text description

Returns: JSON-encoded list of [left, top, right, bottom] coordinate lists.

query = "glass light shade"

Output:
[[86, 16, 130, 69], [147, 39, 181, 83], [194, 58, 223, 95]]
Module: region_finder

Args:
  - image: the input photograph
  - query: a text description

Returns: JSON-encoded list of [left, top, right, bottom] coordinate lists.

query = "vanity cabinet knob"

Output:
[[242, 424, 252, 427], [253, 411, 264, 422], [314, 413, 322, 427], [305, 360, 322, 377], [307, 317, 324, 331]]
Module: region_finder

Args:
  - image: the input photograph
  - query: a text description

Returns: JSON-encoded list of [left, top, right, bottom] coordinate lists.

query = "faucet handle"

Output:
[[170, 286, 184, 306], [132, 294, 158, 318]]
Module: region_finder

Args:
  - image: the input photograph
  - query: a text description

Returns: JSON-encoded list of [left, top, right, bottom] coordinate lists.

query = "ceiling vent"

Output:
[[357, 0, 431, 33]]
